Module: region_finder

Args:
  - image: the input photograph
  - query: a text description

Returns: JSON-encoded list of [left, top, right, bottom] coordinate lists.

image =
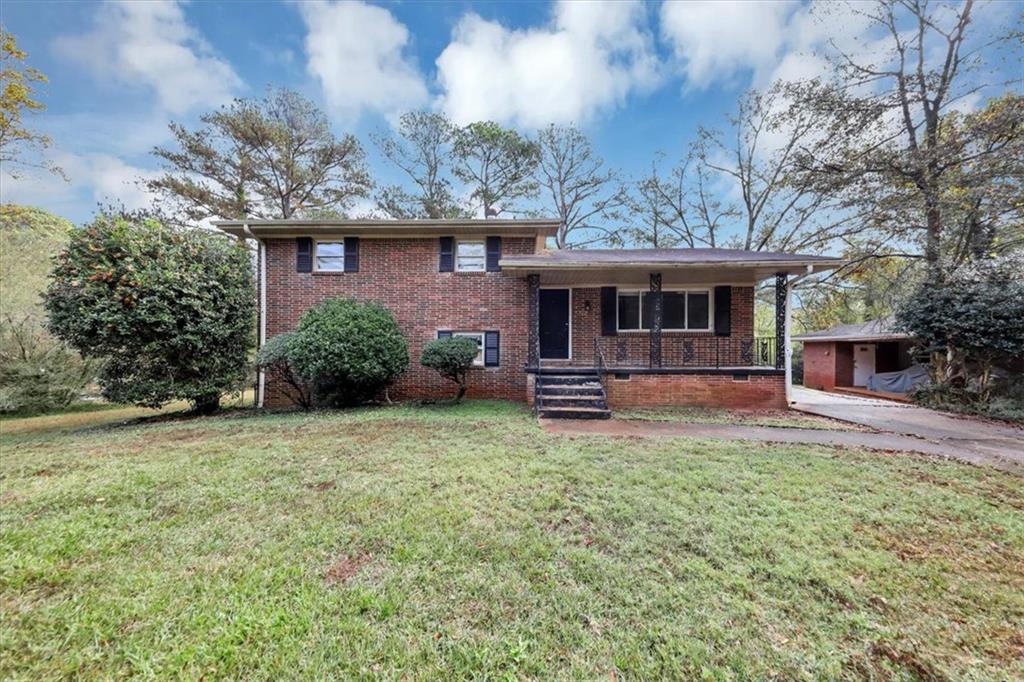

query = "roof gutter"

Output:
[[499, 259, 844, 270]]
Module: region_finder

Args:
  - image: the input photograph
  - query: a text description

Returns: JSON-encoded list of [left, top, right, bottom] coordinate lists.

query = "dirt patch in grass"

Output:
[[870, 641, 949, 682], [618, 406, 868, 431], [324, 552, 371, 585], [306, 480, 336, 492]]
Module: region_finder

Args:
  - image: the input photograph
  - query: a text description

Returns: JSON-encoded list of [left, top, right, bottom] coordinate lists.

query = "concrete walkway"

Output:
[[791, 387, 1023, 471], [542, 389, 1024, 473]]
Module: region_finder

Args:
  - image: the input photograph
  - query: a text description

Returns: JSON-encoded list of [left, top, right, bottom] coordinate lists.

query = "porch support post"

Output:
[[527, 273, 540, 368], [650, 272, 662, 368], [775, 273, 786, 370]]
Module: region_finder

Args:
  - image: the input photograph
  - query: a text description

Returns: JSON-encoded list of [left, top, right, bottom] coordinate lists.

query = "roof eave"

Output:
[[793, 334, 913, 343], [215, 218, 560, 238], [499, 259, 844, 272]]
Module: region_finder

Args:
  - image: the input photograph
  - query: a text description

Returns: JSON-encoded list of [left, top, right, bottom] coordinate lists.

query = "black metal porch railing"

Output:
[[595, 336, 777, 369], [593, 337, 608, 392]]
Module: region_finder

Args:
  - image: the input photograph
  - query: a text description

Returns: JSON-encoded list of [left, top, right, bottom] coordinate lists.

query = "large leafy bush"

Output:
[[44, 213, 255, 413], [288, 299, 408, 406], [420, 336, 480, 402], [897, 253, 1024, 403]]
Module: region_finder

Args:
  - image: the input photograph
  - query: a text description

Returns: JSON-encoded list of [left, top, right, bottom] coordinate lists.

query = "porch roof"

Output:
[[500, 248, 843, 285]]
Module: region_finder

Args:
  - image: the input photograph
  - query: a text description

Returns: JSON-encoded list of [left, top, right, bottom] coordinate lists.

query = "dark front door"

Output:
[[539, 289, 570, 359]]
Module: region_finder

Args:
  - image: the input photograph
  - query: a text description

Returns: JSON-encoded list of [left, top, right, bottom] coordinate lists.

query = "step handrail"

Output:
[[593, 337, 608, 397]]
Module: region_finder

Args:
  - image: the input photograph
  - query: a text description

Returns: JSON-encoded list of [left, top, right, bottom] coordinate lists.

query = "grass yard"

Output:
[[1, 402, 1022, 680]]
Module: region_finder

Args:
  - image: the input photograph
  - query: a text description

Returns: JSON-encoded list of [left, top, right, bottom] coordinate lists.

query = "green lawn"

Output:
[[1, 402, 1021, 680]]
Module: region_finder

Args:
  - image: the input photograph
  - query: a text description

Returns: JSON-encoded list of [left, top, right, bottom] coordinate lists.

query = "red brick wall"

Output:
[[262, 236, 534, 405], [604, 372, 786, 409], [526, 371, 786, 409], [802, 341, 836, 390], [803, 341, 855, 390]]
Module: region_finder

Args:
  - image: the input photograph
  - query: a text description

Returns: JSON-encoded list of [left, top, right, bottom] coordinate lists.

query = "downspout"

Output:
[[783, 265, 816, 404], [243, 223, 267, 408]]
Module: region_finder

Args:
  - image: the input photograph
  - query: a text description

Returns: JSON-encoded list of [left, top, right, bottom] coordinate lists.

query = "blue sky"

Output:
[[2, 0, 1019, 229]]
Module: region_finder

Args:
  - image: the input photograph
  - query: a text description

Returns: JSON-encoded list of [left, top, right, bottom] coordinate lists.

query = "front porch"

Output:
[[523, 275, 787, 374], [499, 247, 843, 413]]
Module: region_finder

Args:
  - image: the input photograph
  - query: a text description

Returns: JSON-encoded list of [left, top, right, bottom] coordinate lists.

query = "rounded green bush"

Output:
[[44, 213, 255, 413], [289, 299, 408, 406], [421, 336, 480, 402]]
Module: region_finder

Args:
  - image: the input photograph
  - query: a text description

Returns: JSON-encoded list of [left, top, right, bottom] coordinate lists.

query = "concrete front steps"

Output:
[[536, 372, 611, 419]]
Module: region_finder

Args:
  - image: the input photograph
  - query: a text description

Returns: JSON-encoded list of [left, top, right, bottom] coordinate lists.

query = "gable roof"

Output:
[[792, 317, 912, 343], [214, 218, 560, 238]]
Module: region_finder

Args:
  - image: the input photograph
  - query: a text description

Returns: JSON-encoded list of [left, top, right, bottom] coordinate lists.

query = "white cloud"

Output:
[[298, 0, 429, 125], [436, 0, 661, 127], [2, 152, 158, 217], [660, 1, 798, 88], [53, 0, 242, 115]]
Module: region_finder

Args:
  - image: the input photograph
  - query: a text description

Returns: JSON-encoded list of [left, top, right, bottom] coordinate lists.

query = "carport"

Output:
[[794, 318, 918, 395]]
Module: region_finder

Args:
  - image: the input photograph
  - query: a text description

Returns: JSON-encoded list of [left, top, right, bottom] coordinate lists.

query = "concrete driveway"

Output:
[[791, 387, 1024, 470]]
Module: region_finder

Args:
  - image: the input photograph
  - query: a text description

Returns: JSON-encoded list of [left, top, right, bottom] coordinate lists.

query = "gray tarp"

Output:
[[866, 364, 930, 393]]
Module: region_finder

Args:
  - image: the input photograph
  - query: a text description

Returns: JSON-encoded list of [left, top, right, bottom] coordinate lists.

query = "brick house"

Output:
[[215, 219, 841, 417]]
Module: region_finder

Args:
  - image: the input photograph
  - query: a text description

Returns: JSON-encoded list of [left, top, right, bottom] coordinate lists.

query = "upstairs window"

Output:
[[315, 241, 345, 272], [455, 240, 486, 272], [617, 289, 712, 331]]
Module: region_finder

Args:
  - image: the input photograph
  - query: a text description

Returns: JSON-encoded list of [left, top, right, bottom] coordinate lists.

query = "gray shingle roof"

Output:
[[502, 247, 840, 266], [792, 317, 912, 342]]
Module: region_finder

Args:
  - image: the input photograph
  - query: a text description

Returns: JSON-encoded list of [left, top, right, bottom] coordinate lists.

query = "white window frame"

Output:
[[616, 288, 713, 332], [452, 331, 485, 366], [313, 239, 345, 272], [455, 239, 486, 272]]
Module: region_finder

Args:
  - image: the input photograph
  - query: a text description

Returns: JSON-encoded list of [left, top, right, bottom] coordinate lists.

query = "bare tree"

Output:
[[697, 86, 864, 255], [785, 0, 1020, 275], [149, 87, 372, 223], [372, 111, 468, 219], [624, 149, 736, 248], [536, 124, 626, 248]]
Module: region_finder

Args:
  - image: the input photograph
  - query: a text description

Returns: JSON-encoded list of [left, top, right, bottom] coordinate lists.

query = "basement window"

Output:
[[453, 332, 485, 366]]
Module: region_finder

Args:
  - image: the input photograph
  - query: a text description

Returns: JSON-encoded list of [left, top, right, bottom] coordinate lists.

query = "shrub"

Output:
[[421, 336, 480, 402], [897, 254, 1024, 402], [1, 205, 98, 414], [288, 299, 408, 406], [0, 315, 97, 415], [44, 213, 255, 413], [256, 332, 312, 410]]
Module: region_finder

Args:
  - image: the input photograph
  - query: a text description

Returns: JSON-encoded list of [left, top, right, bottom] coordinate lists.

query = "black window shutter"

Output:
[[484, 331, 500, 367], [296, 237, 313, 273], [437, 330, 453, 339], [600, 287, 618, 336], [486, 236, 502, 272], [714, 286, 732, 337], [344, 237, 359, 272], [439, 237, 454, 272]]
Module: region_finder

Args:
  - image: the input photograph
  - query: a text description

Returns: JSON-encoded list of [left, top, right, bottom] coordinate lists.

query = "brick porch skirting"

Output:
[[526, 370, 786, 410]]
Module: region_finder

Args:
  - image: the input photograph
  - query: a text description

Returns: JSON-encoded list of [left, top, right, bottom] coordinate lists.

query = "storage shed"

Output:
[[794, 318, 918, 393]]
